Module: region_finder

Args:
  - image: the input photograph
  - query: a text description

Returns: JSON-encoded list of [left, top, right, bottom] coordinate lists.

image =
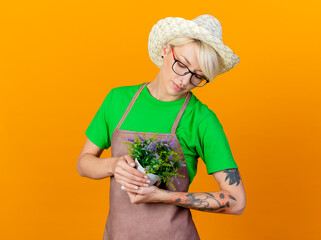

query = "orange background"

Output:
[[1, 0, 321, 239]]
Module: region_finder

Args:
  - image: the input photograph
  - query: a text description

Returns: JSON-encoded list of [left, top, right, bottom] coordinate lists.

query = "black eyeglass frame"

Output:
[[170, 46, 210, 87]]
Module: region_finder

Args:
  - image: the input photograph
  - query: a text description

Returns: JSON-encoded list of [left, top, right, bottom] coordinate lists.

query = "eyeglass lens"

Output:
[[172, 61, 207, 87]]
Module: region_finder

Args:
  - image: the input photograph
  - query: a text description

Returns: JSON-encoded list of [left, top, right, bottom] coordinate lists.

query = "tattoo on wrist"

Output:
[[163, 168, 241, 213], [170, 191, 237, 213]]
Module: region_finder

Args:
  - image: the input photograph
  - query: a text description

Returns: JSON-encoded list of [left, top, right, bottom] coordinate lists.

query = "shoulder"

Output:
[[102, 83, 145, 110], [110, 83, 143, 96], [190, 92, 221, 127], [103, 83, 144, 103]]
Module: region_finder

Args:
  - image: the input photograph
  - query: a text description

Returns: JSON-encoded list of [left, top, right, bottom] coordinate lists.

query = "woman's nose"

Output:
[[179, 75, 190, 87]]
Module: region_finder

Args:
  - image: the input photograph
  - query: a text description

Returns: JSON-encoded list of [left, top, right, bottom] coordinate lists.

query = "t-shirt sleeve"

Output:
[[85, 89, 114, 150], [197, 111, 238, 175]]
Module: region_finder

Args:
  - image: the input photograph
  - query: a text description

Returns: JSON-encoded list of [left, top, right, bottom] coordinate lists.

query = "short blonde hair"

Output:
[[166, 37, 220, 82]]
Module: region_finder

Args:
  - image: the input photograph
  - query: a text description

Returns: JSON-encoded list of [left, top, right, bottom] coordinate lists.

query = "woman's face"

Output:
[[160, 42, 205, 98]]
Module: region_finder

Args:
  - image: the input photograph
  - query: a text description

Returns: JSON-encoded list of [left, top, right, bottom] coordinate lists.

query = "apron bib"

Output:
[[103, 82, 200, 240]]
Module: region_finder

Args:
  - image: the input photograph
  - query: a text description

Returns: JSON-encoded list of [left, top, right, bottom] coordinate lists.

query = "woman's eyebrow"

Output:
[[179, 54, 202, 73], [180, 55, 191, 66]]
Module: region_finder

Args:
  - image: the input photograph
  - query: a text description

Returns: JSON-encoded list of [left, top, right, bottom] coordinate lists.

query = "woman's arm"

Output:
[[77, 138, 149, 189], [158, 168, 246, 215], [77, 138, 119, 179], [77, 153, 119, 179]]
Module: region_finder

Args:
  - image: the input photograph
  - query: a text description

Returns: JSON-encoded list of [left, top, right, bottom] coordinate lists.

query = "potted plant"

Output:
[[122, 133, 186, 191]]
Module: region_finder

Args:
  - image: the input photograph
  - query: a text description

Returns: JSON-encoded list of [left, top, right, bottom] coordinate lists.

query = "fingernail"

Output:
[[135, 186, 139, 189], [144, 175, 148, 179], [131, 163, 135, 166], [144, 184, 149, 187], [146, 180, 151, 183], [121, 186, 126, 190]]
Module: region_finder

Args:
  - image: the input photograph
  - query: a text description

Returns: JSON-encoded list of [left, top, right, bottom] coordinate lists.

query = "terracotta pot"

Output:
[[134, 158, 161, 186]]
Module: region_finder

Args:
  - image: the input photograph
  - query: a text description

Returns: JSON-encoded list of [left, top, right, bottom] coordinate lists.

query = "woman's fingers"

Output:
[[123, 154, 137, 168], [120, 162, 145, 179], [122, 155, 147, 178], [118, 166, 149, 183], [117, 173, 149, 189], [113, 155, 150, 189]]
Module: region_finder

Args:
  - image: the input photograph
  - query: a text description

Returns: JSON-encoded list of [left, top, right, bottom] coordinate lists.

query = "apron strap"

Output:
[[171, 91, 191, 134], [116, 82, 149, 129]]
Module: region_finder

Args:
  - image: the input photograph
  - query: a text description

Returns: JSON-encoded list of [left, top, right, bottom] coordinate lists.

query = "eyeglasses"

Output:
[[171, 46, 209, 87]]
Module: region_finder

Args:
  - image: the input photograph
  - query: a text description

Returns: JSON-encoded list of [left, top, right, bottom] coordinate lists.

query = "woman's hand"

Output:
[[122, 185, 166, 204], [111, 154, 151, 191]]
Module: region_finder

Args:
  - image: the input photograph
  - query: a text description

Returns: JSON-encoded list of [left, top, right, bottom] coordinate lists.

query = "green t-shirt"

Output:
[[85, 82, 238, 190]]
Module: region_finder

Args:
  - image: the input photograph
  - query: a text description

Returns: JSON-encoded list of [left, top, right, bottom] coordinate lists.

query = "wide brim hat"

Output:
[[148, 14, 240, 76]]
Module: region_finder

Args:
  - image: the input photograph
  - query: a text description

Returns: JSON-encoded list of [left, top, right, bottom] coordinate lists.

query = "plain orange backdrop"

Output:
[[1, 0, 321, 239]]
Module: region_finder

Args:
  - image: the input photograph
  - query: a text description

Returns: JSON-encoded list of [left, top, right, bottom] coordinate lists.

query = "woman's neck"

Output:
[[147, 78, 187, 102]]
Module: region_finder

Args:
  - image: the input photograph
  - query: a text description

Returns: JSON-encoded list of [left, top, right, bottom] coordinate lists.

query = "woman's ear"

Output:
[[161, 44, 169, 58]]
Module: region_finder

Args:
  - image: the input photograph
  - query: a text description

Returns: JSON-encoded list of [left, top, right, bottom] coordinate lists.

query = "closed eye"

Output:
[[195, 74, 206, 80], [177, 61, 187, 68]]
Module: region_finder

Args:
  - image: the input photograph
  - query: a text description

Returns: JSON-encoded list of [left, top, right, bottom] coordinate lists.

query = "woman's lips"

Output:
[[172, 81, 183, 91]]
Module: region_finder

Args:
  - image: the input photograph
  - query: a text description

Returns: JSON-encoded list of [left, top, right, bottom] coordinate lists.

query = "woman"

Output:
[[77, 14, 246, 240]]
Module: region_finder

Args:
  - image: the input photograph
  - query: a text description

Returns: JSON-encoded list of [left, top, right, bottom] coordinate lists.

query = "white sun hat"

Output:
[[148, 14, 240, 76]]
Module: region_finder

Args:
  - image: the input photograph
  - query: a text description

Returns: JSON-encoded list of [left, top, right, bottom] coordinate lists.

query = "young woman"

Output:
[[77, 14, 246, 240]]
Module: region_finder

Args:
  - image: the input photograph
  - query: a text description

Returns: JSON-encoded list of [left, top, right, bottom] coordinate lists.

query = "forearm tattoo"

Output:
[[166, 168, 241, 213], [169, 191, 236, 213]]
